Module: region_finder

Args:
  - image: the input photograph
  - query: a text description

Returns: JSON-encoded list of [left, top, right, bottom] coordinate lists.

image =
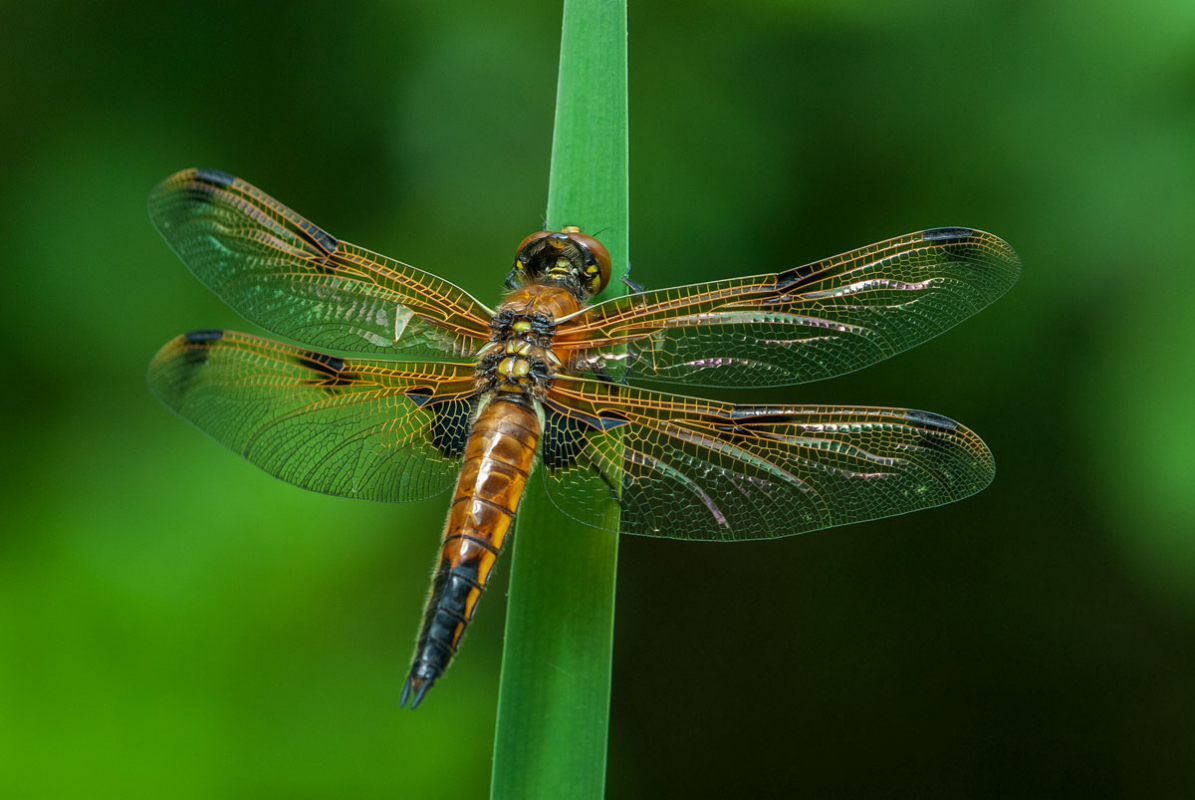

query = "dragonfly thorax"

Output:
[[477, 302, 568, 399], [474, 334, 559, 399]]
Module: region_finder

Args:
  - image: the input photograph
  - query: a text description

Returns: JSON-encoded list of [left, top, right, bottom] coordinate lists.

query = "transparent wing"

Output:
[[540, 377, 995, 541], [149, 169, 494, 358], [555, 228, 1020, 387], [147, 329, 479, 501]]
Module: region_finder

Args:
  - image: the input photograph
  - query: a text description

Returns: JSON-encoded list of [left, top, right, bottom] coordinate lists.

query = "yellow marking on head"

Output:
[[512, 320, 531, 332], [586, 265, 598, 273], [555, 258, 570, 268]]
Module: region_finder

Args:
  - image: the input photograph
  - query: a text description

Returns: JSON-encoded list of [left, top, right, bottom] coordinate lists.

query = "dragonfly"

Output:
[[147, 168, 1020, 709]]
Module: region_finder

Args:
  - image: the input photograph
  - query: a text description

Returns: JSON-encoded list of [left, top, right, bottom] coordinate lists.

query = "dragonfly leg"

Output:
[[620, 261, 645, 294]]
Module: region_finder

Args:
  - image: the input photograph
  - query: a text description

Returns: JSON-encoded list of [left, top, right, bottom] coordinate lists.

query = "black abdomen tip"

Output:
[[923, 227, 974, 241], [195, 168, 236, 187], [184, 329, 225, 343]]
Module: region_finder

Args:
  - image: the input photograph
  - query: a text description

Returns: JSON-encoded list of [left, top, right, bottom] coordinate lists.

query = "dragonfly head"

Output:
[[507, 227, 611, 298]]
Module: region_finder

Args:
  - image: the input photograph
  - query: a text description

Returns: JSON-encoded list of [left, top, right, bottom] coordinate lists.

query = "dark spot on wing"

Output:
[[774, 262, 817, 291], [541, 404, 623, 497], [195, 168, 236, 188], [183, 349, 209, 366], [296, 350, 354, 388], [923, 227, 974, 241], [184, 329, 225, 343], [542, 406, 590, 469], [298, 220, 339, 256], [300, 351, 345, 373], [596, 411, 631, 431], [181, 329, 224, 366], [905, 408, 958, 432], [430, 395, 477, 458], [404, 387, 434, 407], [403, 389, 476, 457]]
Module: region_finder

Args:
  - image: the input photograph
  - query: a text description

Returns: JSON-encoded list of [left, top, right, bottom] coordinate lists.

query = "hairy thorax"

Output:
[[474, 285, 582, 400]]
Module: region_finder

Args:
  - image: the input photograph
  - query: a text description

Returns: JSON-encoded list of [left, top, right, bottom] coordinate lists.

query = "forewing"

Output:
[[149, 169, 494, 357], [540, 377, 995, 540], [556, 228, 1020, 387], [147, 330, 478, 501]]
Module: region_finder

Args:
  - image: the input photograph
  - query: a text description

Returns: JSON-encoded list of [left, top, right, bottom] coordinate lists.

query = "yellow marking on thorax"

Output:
[[498, 357, 531, 378]]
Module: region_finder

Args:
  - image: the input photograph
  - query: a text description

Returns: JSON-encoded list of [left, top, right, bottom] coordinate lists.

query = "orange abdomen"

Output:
[[401, 397, 541, 708]]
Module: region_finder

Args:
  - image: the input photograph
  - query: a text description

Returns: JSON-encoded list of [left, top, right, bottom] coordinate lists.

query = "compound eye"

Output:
[[563, 229, 612, 293], [514, 231, 554, 262]]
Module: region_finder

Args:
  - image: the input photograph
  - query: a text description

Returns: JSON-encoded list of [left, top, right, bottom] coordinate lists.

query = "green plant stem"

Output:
[[490, 0, 627, 797]]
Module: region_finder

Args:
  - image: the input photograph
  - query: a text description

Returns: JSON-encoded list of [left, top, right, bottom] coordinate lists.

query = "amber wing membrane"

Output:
[[147, 330, 479, 501], [149, 169, 494, 358], [555, 228, 1020, 387], [540, 377, 995, 541]]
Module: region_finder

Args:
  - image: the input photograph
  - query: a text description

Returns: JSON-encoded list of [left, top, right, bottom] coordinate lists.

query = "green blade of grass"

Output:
[[490, 0, 627, 797]]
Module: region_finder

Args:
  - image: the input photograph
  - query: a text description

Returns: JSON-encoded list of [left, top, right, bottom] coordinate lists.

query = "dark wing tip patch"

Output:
[[179, 330, 223, 366], [194, 168, 236, 187], [184, 329, 225, 343], [922, 227, 975, 241], [904, 408, 959, 432]]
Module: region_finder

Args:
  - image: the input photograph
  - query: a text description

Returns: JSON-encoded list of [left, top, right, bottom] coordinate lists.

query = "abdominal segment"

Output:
[[401, 397, 541, 709]]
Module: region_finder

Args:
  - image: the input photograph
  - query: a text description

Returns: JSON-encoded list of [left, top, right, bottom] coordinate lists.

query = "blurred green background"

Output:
[[2, 0, 1193, 797]]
